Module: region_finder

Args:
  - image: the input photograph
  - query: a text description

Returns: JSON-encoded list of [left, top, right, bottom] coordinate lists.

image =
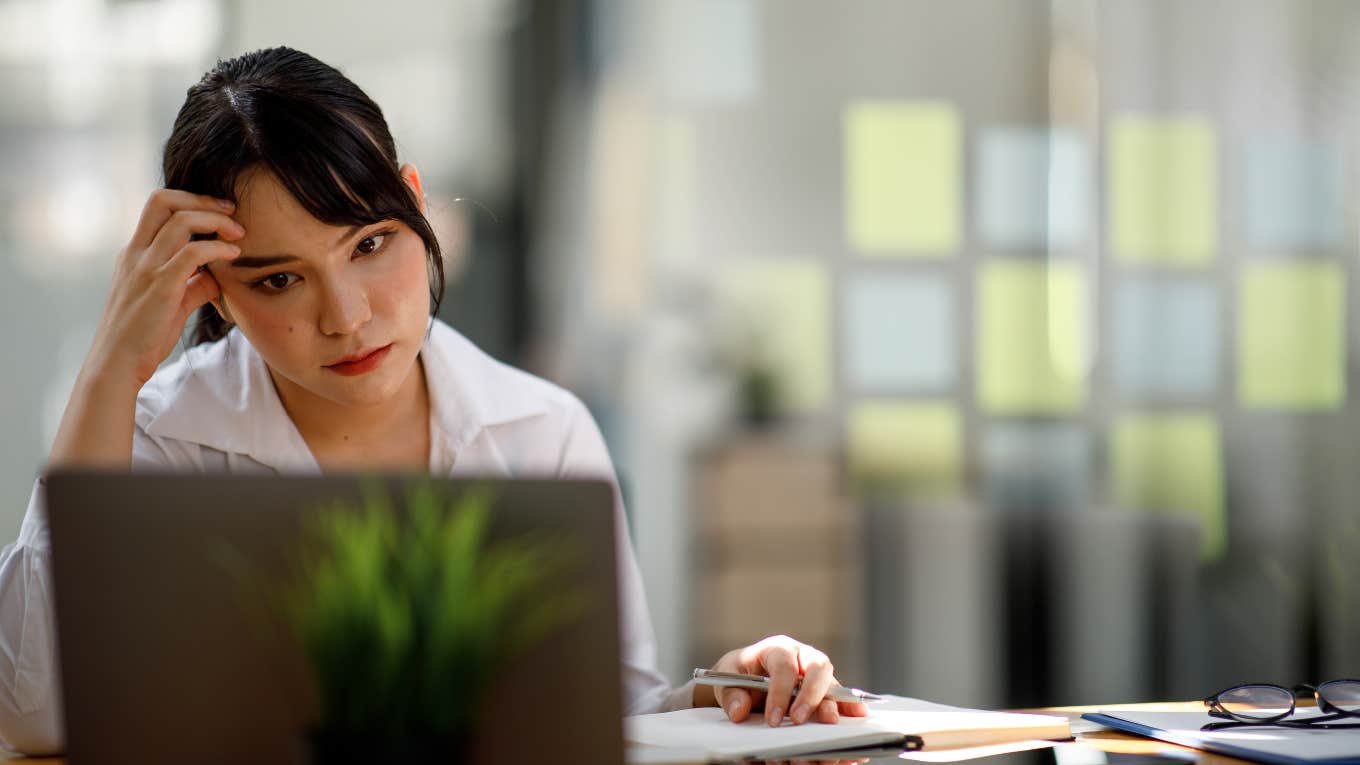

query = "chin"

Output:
[[316, 371, 408, 407]]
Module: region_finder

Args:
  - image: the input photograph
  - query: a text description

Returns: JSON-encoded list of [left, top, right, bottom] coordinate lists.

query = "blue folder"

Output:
[[1084, 711, 1360, 765]]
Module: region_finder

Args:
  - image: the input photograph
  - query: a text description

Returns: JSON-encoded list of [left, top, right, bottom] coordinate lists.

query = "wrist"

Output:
[[47, 363, 143, 471], [75, 351, 148, 399], [81, 342, 155, 391]]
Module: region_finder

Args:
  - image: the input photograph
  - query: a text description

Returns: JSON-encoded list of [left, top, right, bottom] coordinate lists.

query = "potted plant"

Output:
[[283, 480, 585, 763]]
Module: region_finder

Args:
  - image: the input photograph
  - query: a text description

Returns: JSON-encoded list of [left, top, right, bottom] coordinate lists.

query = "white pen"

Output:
[[692, 668, 885, 704]]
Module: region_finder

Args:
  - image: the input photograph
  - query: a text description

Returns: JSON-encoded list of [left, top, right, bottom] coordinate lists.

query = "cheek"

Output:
[[245, 315, 306, 353], [220, 288, 306, 347], [373, 245, 431, 311]]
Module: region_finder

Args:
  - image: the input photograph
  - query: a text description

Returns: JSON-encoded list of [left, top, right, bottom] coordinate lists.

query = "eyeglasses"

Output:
[[1202, 680, 1360, 731]]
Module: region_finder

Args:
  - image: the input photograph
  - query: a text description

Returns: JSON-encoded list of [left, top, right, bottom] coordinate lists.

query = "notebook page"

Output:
[[624, 707, 908, 759], [626, 705, 1070, 759]]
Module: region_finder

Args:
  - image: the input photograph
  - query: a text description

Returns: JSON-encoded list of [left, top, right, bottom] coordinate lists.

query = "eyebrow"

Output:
[[229, 224, 366, 269]]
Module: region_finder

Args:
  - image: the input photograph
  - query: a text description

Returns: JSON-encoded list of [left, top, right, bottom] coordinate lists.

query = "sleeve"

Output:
[[0, 479, 65, 755], [555, 395, 694, 716], [0, 426, 186, 755]]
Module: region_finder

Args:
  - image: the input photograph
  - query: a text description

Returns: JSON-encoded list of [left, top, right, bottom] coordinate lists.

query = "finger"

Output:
[[789, 658, 835, 725], [180, 266, 223, 312], [163, 239, 241, 283], [716, 687, 755, 723], [758, 645, 800, 727], [837, 701, 870, 718], [132, 189, 235, 250], [815, 699, 839, 724], [149, 210, 245, 266]]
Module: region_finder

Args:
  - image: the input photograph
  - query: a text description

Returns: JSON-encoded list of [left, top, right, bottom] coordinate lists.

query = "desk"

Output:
[[5, 702, 1256, 764], [1019, 701, 1251, 765], [627, 702, 1258, 765]]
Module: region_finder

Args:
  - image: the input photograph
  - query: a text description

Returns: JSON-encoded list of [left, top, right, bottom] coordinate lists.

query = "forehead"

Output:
[[232, 168, 340, 246]]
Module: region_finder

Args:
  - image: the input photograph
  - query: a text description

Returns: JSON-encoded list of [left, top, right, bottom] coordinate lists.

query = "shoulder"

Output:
[[425, 318, 591, 431], [130, 331, 265, 467], [133, 334, 240, 430], [424, 319, 605, 473]]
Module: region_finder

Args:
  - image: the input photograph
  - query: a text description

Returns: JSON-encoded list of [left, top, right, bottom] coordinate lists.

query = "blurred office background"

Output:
[[2, 0, 1358, 709]]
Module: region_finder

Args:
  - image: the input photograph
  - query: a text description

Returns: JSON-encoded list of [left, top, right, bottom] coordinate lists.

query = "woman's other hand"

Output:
[[699, 634, 870, 726]]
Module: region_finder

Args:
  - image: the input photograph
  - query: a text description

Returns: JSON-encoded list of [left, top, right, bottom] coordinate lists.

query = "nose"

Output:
[[316, 274, 372, 336]]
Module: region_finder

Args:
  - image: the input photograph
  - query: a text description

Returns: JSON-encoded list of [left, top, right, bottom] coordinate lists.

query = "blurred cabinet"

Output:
[[688, 433, 867, 685], [866, 501, 1004, 708]]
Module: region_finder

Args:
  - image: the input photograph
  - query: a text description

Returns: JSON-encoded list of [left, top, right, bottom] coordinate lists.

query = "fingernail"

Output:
[[218, 199, 235, 211], [792, 704, 810, 724], [727, 698, 742, 718], [767, 705, 783, 726]]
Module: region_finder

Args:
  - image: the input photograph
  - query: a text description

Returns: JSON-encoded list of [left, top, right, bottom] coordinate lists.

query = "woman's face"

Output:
[[208, 165, 432, 412]]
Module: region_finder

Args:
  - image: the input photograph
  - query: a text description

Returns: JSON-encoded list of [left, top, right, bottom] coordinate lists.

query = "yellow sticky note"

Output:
[[717, 260, 831, 413], [1239, 261, 1346, 409], [847, 401, 961, 498], [976, 260, 1089, 413], [1108, 115, 1218, 266], [1112, 413, 1226, 560], [845, 101, 961, 256]]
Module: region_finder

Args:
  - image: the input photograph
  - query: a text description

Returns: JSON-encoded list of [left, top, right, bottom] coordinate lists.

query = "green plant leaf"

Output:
[[282, 479, 589, 737]]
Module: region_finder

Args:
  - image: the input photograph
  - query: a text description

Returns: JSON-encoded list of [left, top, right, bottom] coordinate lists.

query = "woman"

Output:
[[0, 47, 867, 755]]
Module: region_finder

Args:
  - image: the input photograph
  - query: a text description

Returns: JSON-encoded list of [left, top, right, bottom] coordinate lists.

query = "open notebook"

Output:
[[626, 695, 1071, 760]]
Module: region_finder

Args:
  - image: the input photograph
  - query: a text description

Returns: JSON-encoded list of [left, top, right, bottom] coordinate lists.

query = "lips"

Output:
[[322, 343, 394, 377], [325, 345, 389, 367]]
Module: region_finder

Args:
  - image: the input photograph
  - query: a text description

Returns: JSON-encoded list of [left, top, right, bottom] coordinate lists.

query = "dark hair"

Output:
[[163, 46, 444, 345]]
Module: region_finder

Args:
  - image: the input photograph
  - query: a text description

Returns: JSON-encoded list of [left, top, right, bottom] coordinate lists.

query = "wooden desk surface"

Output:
[[5, 701, 1254, 764], [1018, 701, 1250, 765]]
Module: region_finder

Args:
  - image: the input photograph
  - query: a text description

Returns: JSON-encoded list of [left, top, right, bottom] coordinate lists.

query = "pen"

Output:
[[692, 669, 885, 704]]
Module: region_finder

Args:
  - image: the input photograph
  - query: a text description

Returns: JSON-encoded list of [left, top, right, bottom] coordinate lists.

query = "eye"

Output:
[[251, 272, 300, 293], [355, 231, 392, 256]]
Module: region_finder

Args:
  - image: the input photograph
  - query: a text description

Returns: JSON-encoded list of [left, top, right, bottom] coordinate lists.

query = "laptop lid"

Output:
[[45, 471, 625, 765]]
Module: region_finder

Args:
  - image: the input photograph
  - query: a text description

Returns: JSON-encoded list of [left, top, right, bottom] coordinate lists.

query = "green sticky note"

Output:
[[1239, 261, 1346, 409], [1108, 115, 1218, 266], [1112, 413, 1225, 560], [845, 101, 961, 256], [717, 260, 831, 413], [847, 401, 961, 498], [976, 260, 1089, 413]]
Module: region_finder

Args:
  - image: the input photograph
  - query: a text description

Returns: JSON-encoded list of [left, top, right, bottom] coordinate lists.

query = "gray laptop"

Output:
[[45, 472, 626, 764]]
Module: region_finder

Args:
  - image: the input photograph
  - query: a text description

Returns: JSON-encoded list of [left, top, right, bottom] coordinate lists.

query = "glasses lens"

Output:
[[1217, 685, 1294, 720], [1320, 681, 1360, 714]]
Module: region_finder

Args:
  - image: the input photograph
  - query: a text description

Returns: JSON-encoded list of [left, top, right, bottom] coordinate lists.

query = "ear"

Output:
[[399, 162, 426, 215], [211, 296, 234, 325]]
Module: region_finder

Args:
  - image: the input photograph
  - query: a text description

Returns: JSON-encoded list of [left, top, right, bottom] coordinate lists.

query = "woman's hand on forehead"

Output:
[[95, 189, 247, 386]]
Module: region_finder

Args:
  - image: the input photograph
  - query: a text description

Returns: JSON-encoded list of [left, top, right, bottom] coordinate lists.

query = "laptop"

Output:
[[44, 471, 626, 765]]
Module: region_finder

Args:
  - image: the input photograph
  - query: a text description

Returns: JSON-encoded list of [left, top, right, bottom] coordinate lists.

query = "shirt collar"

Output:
[[141, 317, 549, 471]]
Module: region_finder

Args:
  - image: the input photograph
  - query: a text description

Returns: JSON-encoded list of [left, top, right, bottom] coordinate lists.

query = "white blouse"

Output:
[[0, 317, 690, 755]]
